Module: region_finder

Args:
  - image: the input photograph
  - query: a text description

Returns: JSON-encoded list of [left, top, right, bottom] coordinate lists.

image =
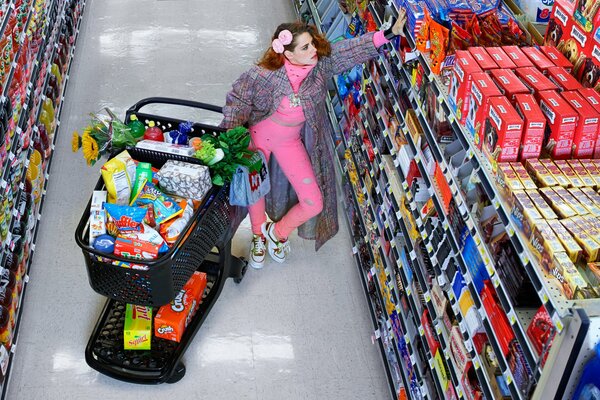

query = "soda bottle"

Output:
[[128, 115, 145, 140], [143, 121, 163, 141]]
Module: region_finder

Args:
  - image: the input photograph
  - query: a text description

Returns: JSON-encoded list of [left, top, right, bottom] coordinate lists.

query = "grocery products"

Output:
[[143, 121, 163, 141], [156, 160, 212, 201], [124, 304, 152, 350]]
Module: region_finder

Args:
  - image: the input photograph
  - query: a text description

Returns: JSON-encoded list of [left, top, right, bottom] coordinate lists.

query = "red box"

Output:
[[538, 90, 579, 159], [485, 47, 517, 69], [522, 46, 556, 72], [547, 66, 583, 91], [449, 50, 482, 124], [561, 91, 600, 158], [465, 72, 503, 148], [515, 67, 559, 95], [544, 4, 571, 48], [490, 69, 530, 100], [468, 47, 499, 71], [514, 94, 547, 160], [541, 45, 574, 72], [503, 45, 534, 68], [483, 96, 523, 163], [578, 88, 600, 156]]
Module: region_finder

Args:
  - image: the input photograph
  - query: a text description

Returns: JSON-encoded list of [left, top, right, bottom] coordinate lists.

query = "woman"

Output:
[[220, 9, 407, 269]]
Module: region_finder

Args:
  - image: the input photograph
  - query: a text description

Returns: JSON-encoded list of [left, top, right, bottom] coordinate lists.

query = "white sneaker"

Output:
[[248, 235, 267, 269], [261, 222, 290, 263]]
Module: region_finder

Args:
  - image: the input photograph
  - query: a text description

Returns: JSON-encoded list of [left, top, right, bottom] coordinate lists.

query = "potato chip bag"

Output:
[[101, 150, 136, 205]]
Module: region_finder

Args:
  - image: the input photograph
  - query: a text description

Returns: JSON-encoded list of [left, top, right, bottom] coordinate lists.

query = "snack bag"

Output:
[[100, 150, 136, 205], [429, 19, 450, 74], [103, 203, 146, 232], [132, 182, 183, 224], [160, 200, 194, 245]]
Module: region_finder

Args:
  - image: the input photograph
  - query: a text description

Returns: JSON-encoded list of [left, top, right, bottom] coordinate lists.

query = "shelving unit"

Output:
[[297, 0, 598, 399], [0, 0, 85, 396]]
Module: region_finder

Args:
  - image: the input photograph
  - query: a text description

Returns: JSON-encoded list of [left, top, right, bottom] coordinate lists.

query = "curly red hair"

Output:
[[258, 22, 331, 70]]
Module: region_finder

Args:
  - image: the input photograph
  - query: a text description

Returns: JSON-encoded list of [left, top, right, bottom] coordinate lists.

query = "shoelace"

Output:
[[252, 237, 266, 255]]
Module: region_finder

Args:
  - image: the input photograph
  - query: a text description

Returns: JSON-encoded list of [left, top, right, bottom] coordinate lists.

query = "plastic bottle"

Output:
[[0, 306, 11, 347], [128, 115, 145, 140], [143, 121, 163, 141], [573, 343, 600, 399], [131, 162, 153, 200]]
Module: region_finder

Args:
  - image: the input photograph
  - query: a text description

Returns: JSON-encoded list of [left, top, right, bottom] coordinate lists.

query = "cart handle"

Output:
[[126, 97, 223, 117]]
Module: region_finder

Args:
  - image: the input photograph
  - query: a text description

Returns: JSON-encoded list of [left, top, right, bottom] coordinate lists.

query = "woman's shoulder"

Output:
[[239, 65, 280, 83]]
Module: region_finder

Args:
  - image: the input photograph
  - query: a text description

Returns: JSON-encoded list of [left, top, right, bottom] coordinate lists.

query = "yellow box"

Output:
[[525, 159, 558, 187], [510, 162, 538, 190], [568, 188, 600, 217], [567, 160, 596, 187], [497, 163, 524, 194], [539, 187, 577, 219], [552, 186, 588, 216], [511, 190, 543, 238], [525, 190, 558, 220], [561, 218, 600, 262], [539, 159, 570, 187], [547, 219, 583, 263], [554, 160, 585, 188], [124, 304, 153, 350]]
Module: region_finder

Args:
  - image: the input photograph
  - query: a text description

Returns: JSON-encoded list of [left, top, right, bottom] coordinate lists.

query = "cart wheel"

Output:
[[234, 259, 248, 284], [167, 363, 186, 384]]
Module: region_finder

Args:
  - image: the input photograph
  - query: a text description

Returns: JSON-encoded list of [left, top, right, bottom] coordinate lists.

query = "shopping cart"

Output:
[[75, 97, 248, 384]]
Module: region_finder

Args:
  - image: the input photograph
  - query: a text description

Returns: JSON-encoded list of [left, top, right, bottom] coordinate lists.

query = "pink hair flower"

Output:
[[272, 39, 284, 54], [278, 29, 293, 45]]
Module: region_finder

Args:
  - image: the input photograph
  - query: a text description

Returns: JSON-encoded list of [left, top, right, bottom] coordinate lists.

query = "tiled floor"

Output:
[[6, 0, 390, 399]]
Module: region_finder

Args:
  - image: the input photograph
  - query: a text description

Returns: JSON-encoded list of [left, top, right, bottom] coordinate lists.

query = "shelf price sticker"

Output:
[[419, 325, 425, 336], [437, 274, 446, 287], [552, 313, 564, 333], [493, 198, 501, 210], [429, 358, 435, 370], [473, 355, 481, 370], [426, 243, 433, 254], [396, 210, 402, 220], [407, 286, 412, 296], [504, 371, 513, 385], [352, 246, 358, 254], [539, 288, 549, 304], [449, 291, 455, 301], [508, 310, 517, 326], [492, 275, 501, 288], [507, 225, 515, 237], [405, 334, 411, 345], [410, 354, 417, 366], [370, 266, 377, 277], [393, 157, 400, 167], [436, 324, 442, 336], [424, 291, 431, 303], [409, 250, 417, 261]]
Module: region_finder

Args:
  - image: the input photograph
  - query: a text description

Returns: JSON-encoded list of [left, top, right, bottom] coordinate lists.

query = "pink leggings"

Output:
[[248, 118, 323, 239]]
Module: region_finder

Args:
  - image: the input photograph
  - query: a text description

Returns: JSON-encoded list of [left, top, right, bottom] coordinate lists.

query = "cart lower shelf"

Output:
[[85, 252, 247, 384]]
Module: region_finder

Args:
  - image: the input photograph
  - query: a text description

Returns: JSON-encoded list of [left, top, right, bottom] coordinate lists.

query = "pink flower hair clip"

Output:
[[272, 29, 293, 54]]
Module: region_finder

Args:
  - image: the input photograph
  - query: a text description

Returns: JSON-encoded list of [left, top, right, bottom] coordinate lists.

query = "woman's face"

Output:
[[285, 32, 318, 66]]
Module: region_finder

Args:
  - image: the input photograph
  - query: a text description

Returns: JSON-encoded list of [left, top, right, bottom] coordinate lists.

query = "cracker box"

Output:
[[515, 67, 558, 95], [522, 46, 555, 72], [530, 220, 566, 271], [539, 158, 571, 186], [511, 190, 543, 238], [567, 160, 597, 187], [569, 187, 600, 215], [526, 190, 559, 220], [465, 72, 503, 148], [578, 89, 600, 158], [547, 218, 583, 262], [580, 160, 600, 186], [547, 67, 584, 92], [468, 47, 499, 71], [514, 94, 546, 160], [503, 45, 534, 68], [483, 97, 523, 164], [511, 163, 538, 190], [124, 304, 153, 350], [485, 47, 517, 69], [449, 50, 483, 124], [525, 159, 558, 186], [154, 272, 207, 342], [540, 46, 573, 72], [498, 163, 525, 194], [538, 90, 578, 159], [490, 69, 530, 100], [539, 187, 577, 218], [553, 185, 588, 214], [561, 91, 600, 158]]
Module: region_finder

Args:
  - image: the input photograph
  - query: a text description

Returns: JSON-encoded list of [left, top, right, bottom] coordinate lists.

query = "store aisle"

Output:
[[6, 0, 390, 399]]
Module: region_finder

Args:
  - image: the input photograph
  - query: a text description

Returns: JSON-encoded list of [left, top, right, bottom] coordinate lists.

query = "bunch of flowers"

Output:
[[72, 109, 137, 166]]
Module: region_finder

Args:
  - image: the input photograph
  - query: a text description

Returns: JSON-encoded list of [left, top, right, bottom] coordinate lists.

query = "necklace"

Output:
[[289, 93, 301, 107]]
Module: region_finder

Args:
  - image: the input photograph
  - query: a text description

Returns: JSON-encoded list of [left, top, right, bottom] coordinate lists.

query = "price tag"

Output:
[[552, 313, 564, 333], [507, 226, 515, 236], [410, 250, 417, 260], [521, 254, 530, 265], [352, 246, 358, 254], [437, 94, 444, 104], [447, 113, 455, 124], [436, 324, 442, 336], [405, 334, 411, 345], [415, 154, 421, 164], [410, 354, 417, 365], [396, 210, 402, 220], [425, 292, 431, 303], [374, 329, 381, 339], [539, 288, 549, 304], [370, 267, 377, 276], [419, 325, 425, 336], [407, 286, 412, 296], [393, 157, 400, 167], [373, 147, 379, 155], [473, 356, 481, 370], [390, 238, 396, 248], [379, 161, 384, 171], [457, 387, 464, 398], [505, 372, 513, 385], [437, 274, 446, 287], [426, 243, 433, 253], [397, 259, 402, 268], [369, 169, 374, 177], [492, 275, 501, 288], [493, 198, 501, 209], [429, 358, 435, 370], [449, 291, 455, 301], [464, 339, 473, 353]]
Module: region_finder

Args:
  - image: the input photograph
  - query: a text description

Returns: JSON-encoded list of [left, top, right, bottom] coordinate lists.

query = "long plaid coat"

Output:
[[221, 32, 380, 250]]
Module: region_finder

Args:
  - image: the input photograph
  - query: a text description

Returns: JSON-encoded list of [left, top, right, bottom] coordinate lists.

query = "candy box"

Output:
[[503, 45, 534, 68], [465, 72, 503, 148], [124, 304, 152, 350], [156, 160, 212, 201], [449, 50, 482, 124], [515, 67, 558, 95], [514, 94, 546, 160], [485, 47, 516, 69], [482, 96, 523, 164], [561, 90, 599, 158], [154, 272, 207, 342], [547, 67, 583, 92], [537, 90, 578, 159], [468, 47, 498, 71], [522, 46, 555, 72], [541, 45, 574, 72], [490, 69, 530, 101]]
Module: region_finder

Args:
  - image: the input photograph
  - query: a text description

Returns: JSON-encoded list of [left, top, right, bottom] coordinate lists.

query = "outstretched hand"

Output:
[[392, 7, 407, 37]]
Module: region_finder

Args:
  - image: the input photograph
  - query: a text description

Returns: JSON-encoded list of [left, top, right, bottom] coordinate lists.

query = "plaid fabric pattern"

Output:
[[220, 32, 380, 250]]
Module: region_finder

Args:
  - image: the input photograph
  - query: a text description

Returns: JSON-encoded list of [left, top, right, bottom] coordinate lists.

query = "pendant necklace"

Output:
[[289, 92, 301, 107]]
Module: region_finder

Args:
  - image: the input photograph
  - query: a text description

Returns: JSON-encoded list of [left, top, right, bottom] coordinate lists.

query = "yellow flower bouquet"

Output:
[[72, 109, 137, 166]]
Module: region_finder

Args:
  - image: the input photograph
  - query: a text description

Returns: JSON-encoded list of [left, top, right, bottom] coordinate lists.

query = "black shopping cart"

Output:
[[75, 97, 248, 384]]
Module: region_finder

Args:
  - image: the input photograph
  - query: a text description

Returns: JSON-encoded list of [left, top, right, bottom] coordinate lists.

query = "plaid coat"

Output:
[[221, 32, 380, 250]]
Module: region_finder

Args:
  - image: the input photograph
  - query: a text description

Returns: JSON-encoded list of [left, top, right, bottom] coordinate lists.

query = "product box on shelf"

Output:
[[525, 159, 559, 187], [541, 45, 574, 72], [547, 218, 583, 262], [569, 187, 600, 215], [511, 190, 544, 238], [468, 47, 499, 71], [526, 189, 559, 220], [539, 158, 572, 186], [498, 163, 525, 195], [466, 72, 503, 148], [483, 96, 524, 164], [578, 88, 600, 157], [547, 66, 584, 91], [530, 220, 567, 271], [514, 94, 546, 160], [515, 67, 559, 95], [511, 163, 538, 190], [552, 251, 596, 299], [538, 90, 579, 159], [522, 46, 556, 72], [448, 50, 483, 124], [580, 160, 600, 185], [561, 91, 600, 158], [553, 184, 588, 213], [485, 47, 517, 70], [480, 282, 515, 356], [490, 69, 530, 101], [503, 45, 535, 68]]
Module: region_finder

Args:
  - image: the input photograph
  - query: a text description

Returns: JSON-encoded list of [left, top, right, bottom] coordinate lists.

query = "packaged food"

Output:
[[577, 89, 600, 158], [547, 219, 583, 262], [547, 67, 583, 92], [154, 272, 207, 342], [561, 91, 600, 159], [135, 139, 194, 157], [468, 47, 498, 71], [124, 304, 152, 350], [497, 163, 524, 194], [530, 220, 565, 271], [490, 69, 530, 101], [561, 218, 600, 262], [511, 190, 543, 238], [503, 45, 534, 68], [482, 97, 523, 165], [448, 50, 482, 124], [567, 160, 596, 187], [89, 191, 107, 246], [521, 46, 555, 72], [103, 203, 146, 232], [554, 160, 585, 188], [100, 150, 136, 205], [580, 160, 600, 187], [526, 306, 554, 366], [540, 45, 573, 72], [537, 90, 578, 159], [120, 224, 169, 253], [156, 160, 212, 201], [484, 47, 516, 69], [539, 187, 577, 219], [553, 185, 588, 215], [93, 234, 115, 253], [114, 237, 161, 260], [539, 159, 571, 187], [160, 200, 194, 244], [514, 94, 546, 160], [514, 67, 558, 95], [526, 190, 558, 220], [465, 72, 502, 148], [132, 182, 183, 224]]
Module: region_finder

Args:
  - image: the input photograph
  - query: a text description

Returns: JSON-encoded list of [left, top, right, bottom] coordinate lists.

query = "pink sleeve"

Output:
[[372, 30, 390, 48]]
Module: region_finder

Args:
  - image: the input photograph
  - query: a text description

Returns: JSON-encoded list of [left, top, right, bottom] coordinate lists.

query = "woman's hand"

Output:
[[392, 7, 407, 37]]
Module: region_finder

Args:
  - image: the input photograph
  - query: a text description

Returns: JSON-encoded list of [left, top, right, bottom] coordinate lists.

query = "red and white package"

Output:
[[561, 90, 600, 158], [483, 96, 524, 164], [449, 50, 482, 124], [540, 45, 573, 72], [546, 66, 583, 92], [465, 72, 503, 149], [503, 45, 534, 68], [485, 47, 516, 69], [522, 46, 555, 72], [514, 94, 546, 160], [578, 88, 600, 158], [515, 67, 559, 96], [538, 90, 579, 159], [490, 69, 530, 101], [468, 47, 498, 71]]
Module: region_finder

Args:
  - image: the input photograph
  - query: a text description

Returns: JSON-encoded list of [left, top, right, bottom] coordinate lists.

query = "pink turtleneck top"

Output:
[[269, 31, 390, 127]]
